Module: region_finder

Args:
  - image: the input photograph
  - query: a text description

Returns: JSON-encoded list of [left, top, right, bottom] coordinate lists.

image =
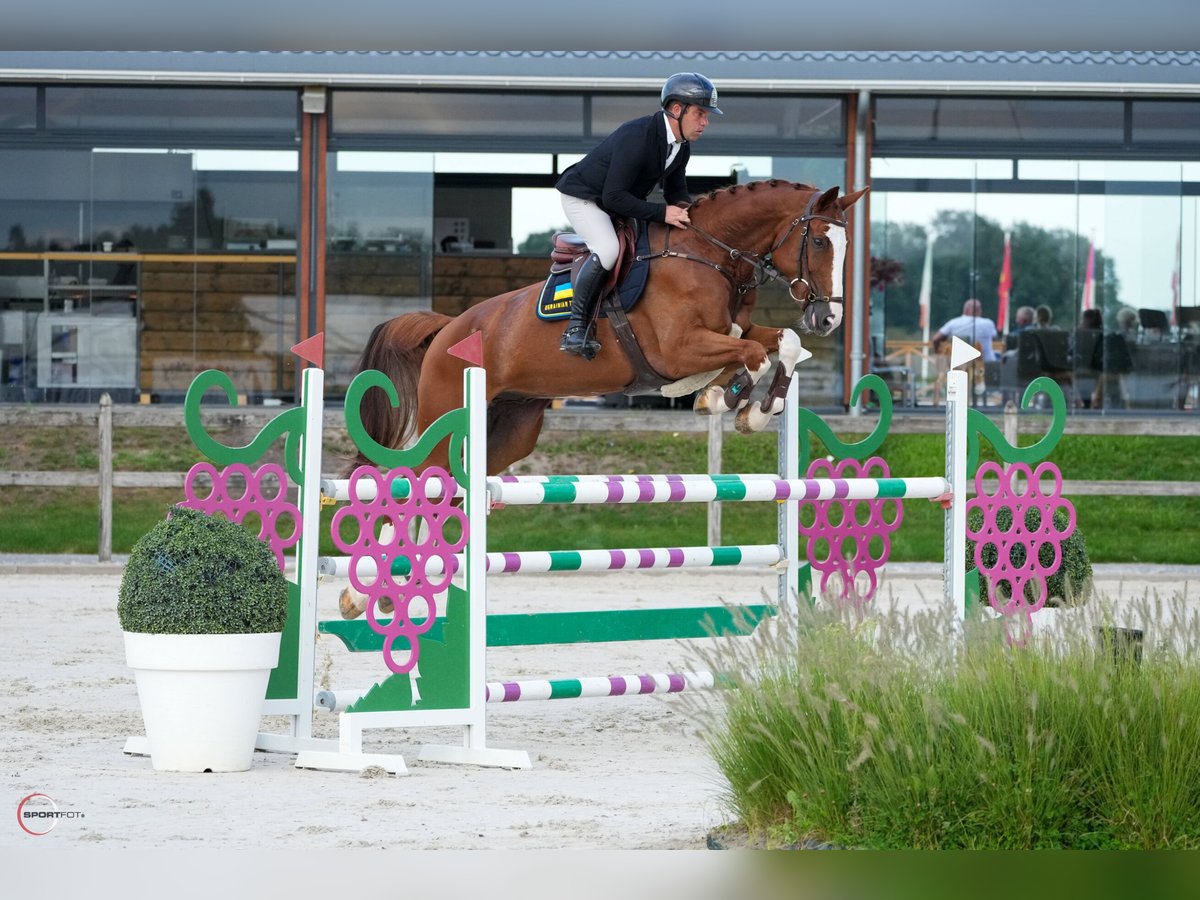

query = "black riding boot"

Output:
[[559, 252, 608, 360]]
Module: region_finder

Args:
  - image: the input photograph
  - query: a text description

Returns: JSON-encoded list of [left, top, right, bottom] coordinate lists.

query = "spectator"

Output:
[[931, 298, 998, 362], [1094, 308, 1135, 409], [1006, 305, 1036, 350], [1035, 304, 1061, 330]]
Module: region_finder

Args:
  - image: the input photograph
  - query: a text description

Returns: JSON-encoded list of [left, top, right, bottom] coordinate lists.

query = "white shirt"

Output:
[[663, 112, 681, 169], [936, 314, 999, 361]]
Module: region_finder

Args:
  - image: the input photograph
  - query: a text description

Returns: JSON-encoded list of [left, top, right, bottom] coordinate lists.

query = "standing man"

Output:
[[555, 72, 722, 358], [931, 298, 999, 362]]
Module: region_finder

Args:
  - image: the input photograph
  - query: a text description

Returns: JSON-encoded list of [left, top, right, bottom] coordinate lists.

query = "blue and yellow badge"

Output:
[[536, 271, 574, 320]]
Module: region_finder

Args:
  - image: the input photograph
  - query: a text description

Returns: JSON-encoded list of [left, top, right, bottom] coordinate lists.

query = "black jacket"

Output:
[[556, 112, 690, 222]]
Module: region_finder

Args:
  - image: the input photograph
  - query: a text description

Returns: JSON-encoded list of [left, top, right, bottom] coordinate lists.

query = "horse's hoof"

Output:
[[338, 588, 365, 620], [694, 385, 728, 415], [735, 404, 773, 434]]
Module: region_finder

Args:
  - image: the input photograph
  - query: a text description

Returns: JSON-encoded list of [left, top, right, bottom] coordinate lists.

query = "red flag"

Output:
[[997, 231, 1012, 336], [1080, 240, 1095, 313]]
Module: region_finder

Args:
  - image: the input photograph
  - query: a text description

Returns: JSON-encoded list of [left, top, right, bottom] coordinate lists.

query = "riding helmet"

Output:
[[660, 73, 723, 115]]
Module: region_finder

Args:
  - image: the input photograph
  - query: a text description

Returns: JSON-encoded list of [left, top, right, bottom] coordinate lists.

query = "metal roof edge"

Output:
[[3, 69, 1200, 96]]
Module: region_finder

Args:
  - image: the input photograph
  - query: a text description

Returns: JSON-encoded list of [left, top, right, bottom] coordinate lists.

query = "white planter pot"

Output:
[[124, 631, 282, 773]]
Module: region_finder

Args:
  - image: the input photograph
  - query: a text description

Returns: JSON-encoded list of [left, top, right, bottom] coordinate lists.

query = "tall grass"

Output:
[[688, 594, 1200, 849]]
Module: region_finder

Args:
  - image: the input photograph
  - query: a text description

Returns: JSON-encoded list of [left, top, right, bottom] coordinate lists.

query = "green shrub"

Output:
[[966, 506, 1093, 608], [118, 506, 288, 635]]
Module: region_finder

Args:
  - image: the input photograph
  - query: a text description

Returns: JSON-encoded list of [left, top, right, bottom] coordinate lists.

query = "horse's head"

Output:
[[785, 185, 868, 337]]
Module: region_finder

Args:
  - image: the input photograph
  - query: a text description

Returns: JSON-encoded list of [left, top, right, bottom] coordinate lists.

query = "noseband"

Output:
[[759, 190, 849, 309], [653, 189, 849, 311]]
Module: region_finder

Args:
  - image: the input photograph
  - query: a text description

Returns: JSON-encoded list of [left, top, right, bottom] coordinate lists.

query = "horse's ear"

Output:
[[817, 186, 841, 210], [837, 187, 870, 211]]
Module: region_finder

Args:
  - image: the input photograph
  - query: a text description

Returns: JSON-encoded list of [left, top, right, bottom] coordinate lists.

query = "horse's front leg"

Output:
[[691, 328, 782, 417], [734, 328, 811, 434], [692, 325, 785, 416]]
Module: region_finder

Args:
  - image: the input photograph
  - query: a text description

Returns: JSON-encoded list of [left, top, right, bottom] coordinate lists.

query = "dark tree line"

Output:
[[872, 211, 1120, 337]]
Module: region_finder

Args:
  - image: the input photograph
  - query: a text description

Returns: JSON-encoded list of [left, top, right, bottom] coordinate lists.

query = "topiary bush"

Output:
[[118, 506, 289, 635], [966, 506, 1093, 609]]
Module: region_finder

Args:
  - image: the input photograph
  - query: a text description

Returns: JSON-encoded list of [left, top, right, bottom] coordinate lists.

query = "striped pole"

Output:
[[317, 543, 783, 578], [316, 672, 726, 711], [487, 476, 950, 506], [484, 671, 720, 703], [321, 472, 784, 503]]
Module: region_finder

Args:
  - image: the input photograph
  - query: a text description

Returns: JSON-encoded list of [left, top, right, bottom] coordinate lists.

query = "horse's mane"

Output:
[[691, 181, 820, 212], [687, 179, 819, 226]]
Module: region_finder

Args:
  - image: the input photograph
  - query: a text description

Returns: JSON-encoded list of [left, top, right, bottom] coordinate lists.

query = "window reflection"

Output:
[[871, 159, 1198, 413], [325, 151, 434, 392]]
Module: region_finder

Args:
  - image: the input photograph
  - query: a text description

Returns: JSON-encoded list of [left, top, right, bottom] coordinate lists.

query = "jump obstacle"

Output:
[[125, 333, 1075, 775]]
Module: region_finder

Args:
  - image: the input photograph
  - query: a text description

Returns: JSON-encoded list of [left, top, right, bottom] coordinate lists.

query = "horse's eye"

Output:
[[812, 237, 828, 249]]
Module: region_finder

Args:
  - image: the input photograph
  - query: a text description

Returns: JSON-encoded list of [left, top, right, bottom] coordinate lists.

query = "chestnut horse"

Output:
[[337, 180, 866, 618], [353, 180, 866, 477]]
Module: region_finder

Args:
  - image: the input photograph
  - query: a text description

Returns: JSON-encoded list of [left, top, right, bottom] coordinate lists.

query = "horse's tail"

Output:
[[349, 310, 452, 472]]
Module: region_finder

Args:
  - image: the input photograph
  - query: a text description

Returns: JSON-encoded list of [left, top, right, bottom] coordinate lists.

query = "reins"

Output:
[[636, 188, 849, 308]]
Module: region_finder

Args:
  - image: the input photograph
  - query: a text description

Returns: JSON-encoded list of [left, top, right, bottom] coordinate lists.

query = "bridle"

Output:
[[638, 189, 849, 310]]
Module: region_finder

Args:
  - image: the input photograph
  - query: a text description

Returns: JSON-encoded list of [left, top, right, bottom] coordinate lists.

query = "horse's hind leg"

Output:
[[735, 329, 812, 433], [486, 397, 549, 475], [337, 400, 548, 620]]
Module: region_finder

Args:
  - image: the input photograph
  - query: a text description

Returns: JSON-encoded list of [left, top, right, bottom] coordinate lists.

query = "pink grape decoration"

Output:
[[180, 461, 300, 572], [333, 465, 468, 675], [965, 461, 1076, 637], [798, 456, 903, 612]]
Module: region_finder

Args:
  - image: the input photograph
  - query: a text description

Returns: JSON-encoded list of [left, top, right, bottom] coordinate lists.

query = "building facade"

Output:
[[1, 51, 1198, 413]]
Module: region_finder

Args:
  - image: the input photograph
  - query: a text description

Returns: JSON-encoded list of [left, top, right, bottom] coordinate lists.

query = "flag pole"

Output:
[[918, 236, 934, 380]]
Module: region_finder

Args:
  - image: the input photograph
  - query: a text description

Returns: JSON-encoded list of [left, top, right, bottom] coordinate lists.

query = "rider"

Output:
[[554, 72, 722, 358]]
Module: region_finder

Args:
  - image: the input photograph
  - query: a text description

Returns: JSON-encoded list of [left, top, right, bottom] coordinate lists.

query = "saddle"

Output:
[[550, 218, 638, 288], [535, 219, 670, 395], [535, 218, 650, 321]]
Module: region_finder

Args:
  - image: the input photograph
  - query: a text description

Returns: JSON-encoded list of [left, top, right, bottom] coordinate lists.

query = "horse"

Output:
[[335, 180, 866, 619], [352, 179, 867, 477]]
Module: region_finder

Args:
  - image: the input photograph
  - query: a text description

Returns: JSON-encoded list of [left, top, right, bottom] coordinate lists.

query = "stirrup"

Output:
[[560, 326, 601, 360]]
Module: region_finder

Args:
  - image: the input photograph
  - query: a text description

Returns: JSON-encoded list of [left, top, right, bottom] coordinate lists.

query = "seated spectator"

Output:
[[1115, 306, 1139, 340], [1091, 309, 1135, 409], [1072, 308, 1105, 408], [1005, 305, 1036, 350], [931, 298, 998, 362], [1035, 304, 1061, 330]]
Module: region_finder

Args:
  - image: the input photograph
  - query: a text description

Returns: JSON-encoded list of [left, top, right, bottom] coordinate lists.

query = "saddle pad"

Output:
[[535, 222, 651, 321]]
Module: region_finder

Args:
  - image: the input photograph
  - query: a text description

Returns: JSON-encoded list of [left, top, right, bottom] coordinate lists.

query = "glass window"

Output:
[[875, 97, 1125, 145], [325, 150, 434, 392], [871, 160, 1196, 413], [80, 149, 299, 253], [0, 149, 91, 250], [331, 91, 584, 137], [591, 95, 843, 142], [1132, 100, 1200, 144], [0, 86, 36, 130], [44, 87, 298, 134]]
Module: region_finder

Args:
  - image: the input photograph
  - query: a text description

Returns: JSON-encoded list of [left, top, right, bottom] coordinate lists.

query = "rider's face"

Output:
[[680, 105, 709, 142]]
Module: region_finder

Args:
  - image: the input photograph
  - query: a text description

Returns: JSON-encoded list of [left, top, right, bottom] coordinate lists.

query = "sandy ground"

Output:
[[3, 556, 1198, 852]]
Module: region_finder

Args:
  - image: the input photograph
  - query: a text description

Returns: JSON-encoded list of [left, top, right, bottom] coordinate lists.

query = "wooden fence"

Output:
[[2, 396, 1198, 562]]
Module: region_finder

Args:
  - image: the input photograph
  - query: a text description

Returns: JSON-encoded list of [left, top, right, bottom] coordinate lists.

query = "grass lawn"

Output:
[[0, 424, 1196, 563]]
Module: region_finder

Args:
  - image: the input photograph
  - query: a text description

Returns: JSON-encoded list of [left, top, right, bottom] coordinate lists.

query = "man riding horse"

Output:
[[555, 72, 722, 358]]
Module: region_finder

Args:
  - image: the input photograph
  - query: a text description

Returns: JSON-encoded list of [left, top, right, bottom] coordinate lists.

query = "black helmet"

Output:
[[661, 72, 723, 115]]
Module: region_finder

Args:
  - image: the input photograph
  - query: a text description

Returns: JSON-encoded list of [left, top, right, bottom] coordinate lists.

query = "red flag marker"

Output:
[[448, 331, 484, 367], [291, 332, 325, 368]]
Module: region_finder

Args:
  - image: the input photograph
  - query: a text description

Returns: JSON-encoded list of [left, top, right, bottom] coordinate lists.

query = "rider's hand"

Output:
[[665, 205, 690, 229]]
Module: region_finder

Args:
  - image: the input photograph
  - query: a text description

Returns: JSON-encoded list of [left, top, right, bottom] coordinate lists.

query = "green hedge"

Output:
[[117, 507, 288, 635]]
